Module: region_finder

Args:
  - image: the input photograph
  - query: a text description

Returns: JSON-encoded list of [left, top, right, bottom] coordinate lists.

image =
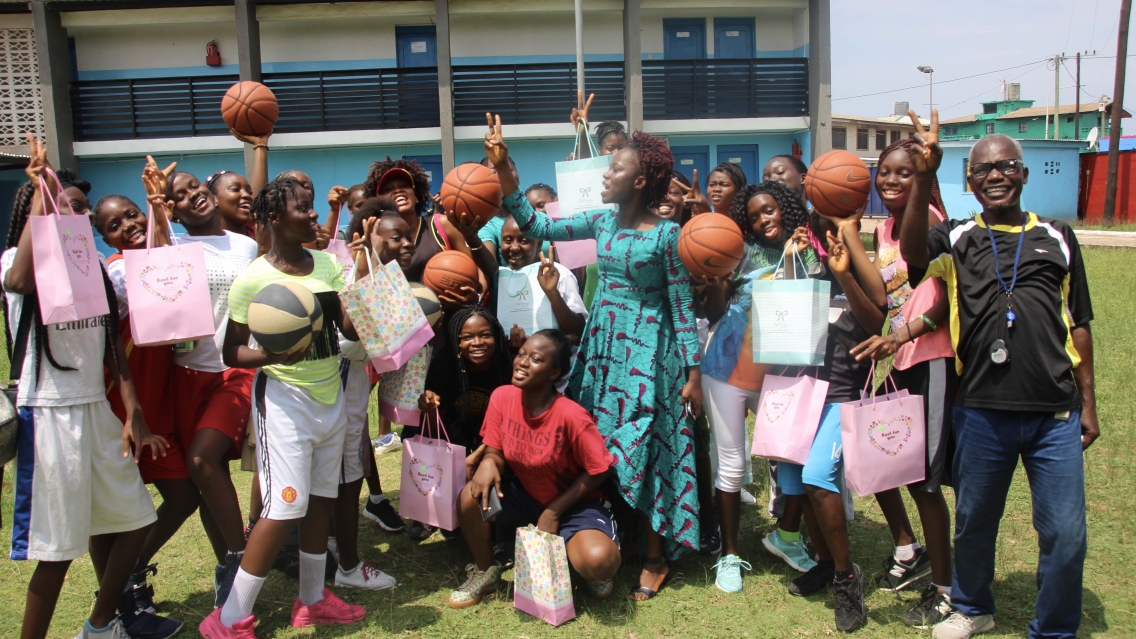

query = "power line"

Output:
[[939, 61, 1049, 113], [832, 59, 1050, 101], [1064, 0, 1079, 53], [1089, 0, 1102, 50]]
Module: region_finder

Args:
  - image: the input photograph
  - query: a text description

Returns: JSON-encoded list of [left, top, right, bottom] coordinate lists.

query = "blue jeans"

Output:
[[951, 407, 1086, 639]]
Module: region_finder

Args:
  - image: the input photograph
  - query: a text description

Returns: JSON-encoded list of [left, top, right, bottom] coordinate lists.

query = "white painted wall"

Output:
[[640, 8, 803, 57], [451, 12, 624, 58], [71, 23, 239, 72]]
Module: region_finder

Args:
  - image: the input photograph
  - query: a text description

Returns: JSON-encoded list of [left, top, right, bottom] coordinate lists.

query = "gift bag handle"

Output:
[[772, 243, 810, 281], [142, 202, 181, 254], [572, 118, 599, 160], [37, 167, 80, 218], [860, 361, 902, 408], [421, 406, 454, 447]]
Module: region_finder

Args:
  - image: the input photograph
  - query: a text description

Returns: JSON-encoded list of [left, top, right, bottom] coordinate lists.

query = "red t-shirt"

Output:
[[480, 385, 613, 507]]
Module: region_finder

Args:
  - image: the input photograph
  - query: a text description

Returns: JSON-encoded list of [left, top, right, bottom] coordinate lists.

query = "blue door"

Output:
[[713, 18, 754, 59], [406, 154, 444, 195], [716, 145, 758, 187], [396, 26, 437, 68], [670, 145, 709, 192], [663, 19, 706, 60]]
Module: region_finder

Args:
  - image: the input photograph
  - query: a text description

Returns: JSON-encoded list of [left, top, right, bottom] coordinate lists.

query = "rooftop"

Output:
[[832, 113, 929, 126], [941, 101, 1130, 125]]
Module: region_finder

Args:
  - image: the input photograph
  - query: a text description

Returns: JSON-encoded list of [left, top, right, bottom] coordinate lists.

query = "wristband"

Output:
[[253, 143, 269, 151], [918, 314, 938, 332]]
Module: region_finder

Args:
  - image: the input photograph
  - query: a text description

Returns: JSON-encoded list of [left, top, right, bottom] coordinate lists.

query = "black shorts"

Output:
[[890, 357, 958, 491], [495, 477, 619, 547]]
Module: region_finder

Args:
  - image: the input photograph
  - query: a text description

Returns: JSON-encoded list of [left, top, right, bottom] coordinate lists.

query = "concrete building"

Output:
[[939, 83, 1128, 141], [831, 102, 927, 167], [0, 0, 834, 234], [938, 139, 1083, 221]]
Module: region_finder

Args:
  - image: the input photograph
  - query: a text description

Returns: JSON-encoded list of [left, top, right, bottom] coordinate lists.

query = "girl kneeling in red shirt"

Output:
[[450, 329, 621, 608]]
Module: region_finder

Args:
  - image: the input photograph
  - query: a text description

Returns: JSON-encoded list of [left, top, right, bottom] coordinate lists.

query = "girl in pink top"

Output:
[[850, 139, 957, 628]]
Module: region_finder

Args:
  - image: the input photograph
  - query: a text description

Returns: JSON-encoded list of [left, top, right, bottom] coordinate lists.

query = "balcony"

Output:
[[70, 59, 808, 142]]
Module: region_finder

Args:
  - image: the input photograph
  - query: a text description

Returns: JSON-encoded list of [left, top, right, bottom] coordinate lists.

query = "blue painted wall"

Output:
[[937, 140, 1082, 221]]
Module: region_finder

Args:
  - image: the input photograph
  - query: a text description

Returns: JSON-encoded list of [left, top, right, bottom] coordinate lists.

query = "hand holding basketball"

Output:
[[908, 108, 942, 174], [222, 81, 278, 138], [439, 163, 502, 228]]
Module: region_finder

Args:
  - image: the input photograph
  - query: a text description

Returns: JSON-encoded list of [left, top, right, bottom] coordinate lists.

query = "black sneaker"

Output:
[[833, 564, 867, 633], [243, 521, 255, 541], [123, 564, 158, 614], [789, 560, 835, 597], [493, 542, 514, 569], [902, 583, 952, 629], [700, 523, 722, 556], [363, 498, 406, 532], [407, 521, 437, 542], [874, 546, 932, 592], [118, 606, 183, 639], [213, 552, 242, 609]]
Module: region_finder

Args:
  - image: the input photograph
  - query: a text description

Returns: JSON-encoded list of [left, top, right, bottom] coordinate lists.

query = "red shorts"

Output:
[[172, 366, 255, 462]]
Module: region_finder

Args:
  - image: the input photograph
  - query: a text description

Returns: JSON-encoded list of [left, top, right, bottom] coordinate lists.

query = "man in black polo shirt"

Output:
[[898, 120, 1098, 639]]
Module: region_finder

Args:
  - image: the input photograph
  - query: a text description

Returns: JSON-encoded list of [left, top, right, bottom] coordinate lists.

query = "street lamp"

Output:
[[917, 66, 934, 113]]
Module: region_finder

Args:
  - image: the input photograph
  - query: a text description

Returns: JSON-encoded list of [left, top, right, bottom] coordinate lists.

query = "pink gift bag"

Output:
[[324, 239, 355, 273], [399, 410, 466, 531], [840, 373, 926, 496], [30, 169, 110, 324], [751, 373, 829, 465], [544, 201, 596, 269], [123, 205, 216, 346]]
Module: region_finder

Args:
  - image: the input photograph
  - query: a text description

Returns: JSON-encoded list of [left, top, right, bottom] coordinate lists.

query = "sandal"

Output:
[[629, 556, 670, 601]]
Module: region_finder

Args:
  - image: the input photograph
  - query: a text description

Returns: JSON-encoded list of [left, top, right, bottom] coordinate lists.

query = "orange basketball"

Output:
[[677, 212, 745, 279], [221, 81, 279, 137], [438, 163, 503, 225], [804, 150, 871, 218], [422, 250, 481, 297]]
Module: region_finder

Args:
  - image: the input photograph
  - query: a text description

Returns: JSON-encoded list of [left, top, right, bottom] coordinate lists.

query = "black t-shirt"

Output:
[[926, 213, 1092, 412], [814, 265, 874, 404], [416, 352, 509, 450]]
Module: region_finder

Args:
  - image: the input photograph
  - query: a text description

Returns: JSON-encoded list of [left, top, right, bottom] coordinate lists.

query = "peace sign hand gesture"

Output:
[[484, 113, 509, 169], [536, 245, 560, 294], [908, 109, 942, 174], [672, 169, 711, 214], [570, 90, 594, 128]]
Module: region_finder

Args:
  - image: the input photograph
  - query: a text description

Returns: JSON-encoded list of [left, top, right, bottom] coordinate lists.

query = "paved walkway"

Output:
[[1074, 229, 1136, 248]]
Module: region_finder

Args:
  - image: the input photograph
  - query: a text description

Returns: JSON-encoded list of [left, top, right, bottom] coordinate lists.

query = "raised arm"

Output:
[[231, 128, 271, 195], [5, 135, 49, 295], [826, 224, 885, 335], [899, 110, 942, 268]]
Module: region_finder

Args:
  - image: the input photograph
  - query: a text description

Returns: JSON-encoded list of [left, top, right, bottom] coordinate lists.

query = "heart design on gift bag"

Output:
[[140, 262, 195, 303], [61, 231, 92, 276], [867, 415, 914, 457], [761, 390, 795, 424], [408, 458, 443, 496]]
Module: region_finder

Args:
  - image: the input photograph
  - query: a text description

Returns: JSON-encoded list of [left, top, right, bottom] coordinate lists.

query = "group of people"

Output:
[[3, 100, 1097, 639]]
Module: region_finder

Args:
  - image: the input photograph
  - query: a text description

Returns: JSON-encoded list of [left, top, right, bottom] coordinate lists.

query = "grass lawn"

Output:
[[1073, 223, 1136, 232], [1, 246, 1133, 638]]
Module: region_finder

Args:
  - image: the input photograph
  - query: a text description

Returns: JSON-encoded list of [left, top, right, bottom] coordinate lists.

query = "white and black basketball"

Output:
[[247, 281, 324, 354]]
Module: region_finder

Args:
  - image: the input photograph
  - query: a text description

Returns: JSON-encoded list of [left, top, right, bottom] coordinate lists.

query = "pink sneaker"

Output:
[[198, 608, 257, 639], [290, 589, 366, 627]]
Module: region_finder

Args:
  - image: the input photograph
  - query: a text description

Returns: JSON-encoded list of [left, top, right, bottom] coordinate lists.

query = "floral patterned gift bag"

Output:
[[839, 369, 926, 496], [378, 344, 431, 426], [514, 525, 576, 626], [340, 246, 433, 373]]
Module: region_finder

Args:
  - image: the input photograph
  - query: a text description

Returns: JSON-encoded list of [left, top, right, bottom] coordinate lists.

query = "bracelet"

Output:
[[918, 314, 938, 332], [468, 243, 483, 252], [253, 144, 268, 151]]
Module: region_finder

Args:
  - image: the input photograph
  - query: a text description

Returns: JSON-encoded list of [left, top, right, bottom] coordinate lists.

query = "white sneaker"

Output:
[[335, 561, 397, 590], [374, 432, 402, 455], [448, 563, 503, 608], [932, 612, 996, 639], [740, 488, 757, 505], [75, 619, 130, 639]]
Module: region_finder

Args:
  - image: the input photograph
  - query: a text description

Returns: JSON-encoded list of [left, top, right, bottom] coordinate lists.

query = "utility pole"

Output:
[[1075, 52, 1082, 139], [1104, 0, 1132, 224], [575, 0, 585, 100], [1053, 54, 1062, 139]]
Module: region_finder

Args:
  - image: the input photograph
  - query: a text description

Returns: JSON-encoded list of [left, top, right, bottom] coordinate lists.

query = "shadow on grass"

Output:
[[990, 571, 1109, 637]]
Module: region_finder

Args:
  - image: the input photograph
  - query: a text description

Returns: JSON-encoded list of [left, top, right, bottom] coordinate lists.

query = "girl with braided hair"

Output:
[[7, 137, 174, 639], [844, 138, 957, 628], [698, 180, 819, 593], [706, 161, 747, 214], [485, 114, 702, 601]]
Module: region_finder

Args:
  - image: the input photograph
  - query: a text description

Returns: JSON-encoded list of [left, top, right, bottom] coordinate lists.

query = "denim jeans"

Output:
[[951, 407, 1086, 639]]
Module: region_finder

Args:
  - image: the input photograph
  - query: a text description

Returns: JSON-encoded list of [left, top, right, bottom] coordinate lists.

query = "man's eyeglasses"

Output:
[[969, 159, 1022, 179]]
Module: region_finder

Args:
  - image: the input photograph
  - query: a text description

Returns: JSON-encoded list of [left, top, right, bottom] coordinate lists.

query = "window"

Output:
[[983, 103, 998, 114], [856, 128, 869, 150], [876, 130, 887, 149], [944, 126, 959, 136], [832, 127, 847, 149], [1019, 121, 1029, 134], [985, 123, 995, 135], [891, 130, 901, 144], [963, 158, 972, 192]]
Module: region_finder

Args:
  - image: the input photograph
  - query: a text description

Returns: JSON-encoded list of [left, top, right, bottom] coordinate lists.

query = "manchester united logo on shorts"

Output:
[[281, 487, 297, 503]]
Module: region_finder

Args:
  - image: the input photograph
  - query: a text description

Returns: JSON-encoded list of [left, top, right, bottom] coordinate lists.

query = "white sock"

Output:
[[327, 537, 338, 554], [219, 568, 265, 627], [894, 541, 921, 562], [369, 493, 385, 504], [299, 550, 327, 606], [340, 560, 363, 575]]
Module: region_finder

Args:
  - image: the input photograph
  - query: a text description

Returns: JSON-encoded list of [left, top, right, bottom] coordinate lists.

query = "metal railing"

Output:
[[70, 58, 808, 141]]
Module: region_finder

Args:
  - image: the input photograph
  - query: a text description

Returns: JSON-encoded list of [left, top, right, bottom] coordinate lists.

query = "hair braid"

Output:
[[101, 265, 120, 377], [710, 161, 749, 192], [731, 180, 810, 246], [362, 157, 431, 213], [251, 176, 301, 227], [3, 182, 35, 361], [594, 120, 627, 146], [878, 139, 948, 217], [444, 305, 512, 432], [625, 131, 674, 208]]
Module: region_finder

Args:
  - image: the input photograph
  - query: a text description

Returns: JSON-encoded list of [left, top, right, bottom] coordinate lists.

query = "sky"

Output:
[[830, 0, 1133, 129]]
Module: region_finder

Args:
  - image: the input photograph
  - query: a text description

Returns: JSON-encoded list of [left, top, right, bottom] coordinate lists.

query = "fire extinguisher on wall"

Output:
[[206, 40, 221, 67]]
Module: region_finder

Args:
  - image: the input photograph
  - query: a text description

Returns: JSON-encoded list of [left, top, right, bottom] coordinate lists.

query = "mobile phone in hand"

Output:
[[481, 489, 503, 522]]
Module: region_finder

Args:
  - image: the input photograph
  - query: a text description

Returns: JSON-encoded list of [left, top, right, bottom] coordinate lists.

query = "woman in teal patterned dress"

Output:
[[485, 115, 703, 599]]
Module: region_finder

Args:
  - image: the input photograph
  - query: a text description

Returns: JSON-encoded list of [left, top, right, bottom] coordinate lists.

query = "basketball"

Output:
[[247, 281, 324, 354], [422, 251, 481, 297], [221, 81, 279, 138], [410, 282, 443, 327], [677, 213, 745, 279], [438, 163, 502, 225], [804, 150, 871, 218]]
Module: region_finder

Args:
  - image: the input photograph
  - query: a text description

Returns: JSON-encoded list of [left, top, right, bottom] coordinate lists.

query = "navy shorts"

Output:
[[494, 477, 619, 547]]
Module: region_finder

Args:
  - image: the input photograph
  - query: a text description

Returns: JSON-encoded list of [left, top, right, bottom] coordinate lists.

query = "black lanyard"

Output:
[[982, 212, 1027, 328]]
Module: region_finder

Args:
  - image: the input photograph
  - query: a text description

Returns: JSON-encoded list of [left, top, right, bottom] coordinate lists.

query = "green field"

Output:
[[1, 247, 1133, 638]]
